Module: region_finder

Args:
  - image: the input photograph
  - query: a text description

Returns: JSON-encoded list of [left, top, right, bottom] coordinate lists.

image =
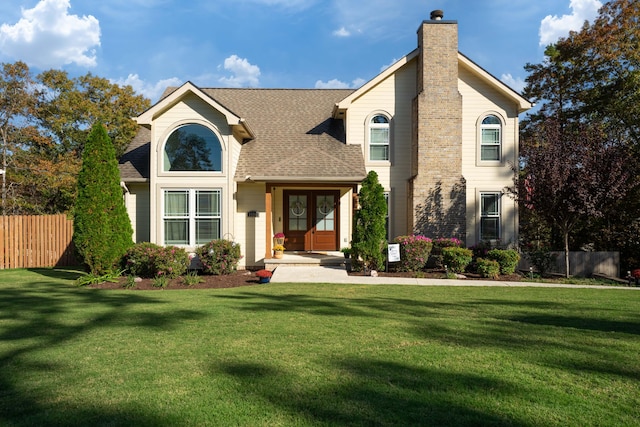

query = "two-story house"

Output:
[[119, 10, 532, 269]]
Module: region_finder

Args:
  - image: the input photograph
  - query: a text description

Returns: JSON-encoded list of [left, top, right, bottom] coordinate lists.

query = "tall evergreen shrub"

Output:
[[353, 171, 387, 271], [73, 123, 133, 274]]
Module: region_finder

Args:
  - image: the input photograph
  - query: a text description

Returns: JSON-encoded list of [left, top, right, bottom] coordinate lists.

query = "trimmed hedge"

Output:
[[123, 242, 189, 278], [476, 258, 501, 279], [393, 235, 433, 272], [196, 239, 242, 275], [486, 249, 521, 275], [442, 247, 473, 273]]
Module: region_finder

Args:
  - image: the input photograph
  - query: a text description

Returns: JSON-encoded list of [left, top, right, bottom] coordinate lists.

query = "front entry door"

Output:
[[284, 190, 339, 252]]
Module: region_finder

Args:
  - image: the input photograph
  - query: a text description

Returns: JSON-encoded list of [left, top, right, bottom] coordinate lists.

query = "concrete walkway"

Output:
[[270, 264, 640, 289]]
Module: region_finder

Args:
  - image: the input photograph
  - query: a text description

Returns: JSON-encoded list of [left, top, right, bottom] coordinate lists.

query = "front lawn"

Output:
[[0, 268, 638, 426]]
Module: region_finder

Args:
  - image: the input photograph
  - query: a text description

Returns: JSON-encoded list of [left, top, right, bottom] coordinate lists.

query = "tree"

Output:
[[513, 119, 636, 277], [0, 61, 35, 215], [73, 123, 133, 275], [521, 0, 640, 272], [1, 64, 150, 215], [524, 0, 640, 149], [352, 171, 387, 272], [36, 70, 150, 158]]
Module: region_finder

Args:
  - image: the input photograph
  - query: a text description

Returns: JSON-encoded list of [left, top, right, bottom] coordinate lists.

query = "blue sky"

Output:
[[0, 0, 603, 103]]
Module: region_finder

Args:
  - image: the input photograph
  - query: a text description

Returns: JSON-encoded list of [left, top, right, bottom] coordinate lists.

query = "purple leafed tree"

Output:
[[512, 119, 637, 277]]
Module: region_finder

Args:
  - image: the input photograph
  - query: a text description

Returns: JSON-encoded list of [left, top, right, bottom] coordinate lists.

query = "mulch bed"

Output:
[[349, 269, 524, 282], [88, 270, 262, 290], [86, 269, 524, 290]]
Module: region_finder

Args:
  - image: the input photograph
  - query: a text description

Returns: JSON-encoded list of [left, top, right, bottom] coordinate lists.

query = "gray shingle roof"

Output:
[[120, 87, 367, 183], [119, 126, 150, 181], [202, 88, 366, 182]]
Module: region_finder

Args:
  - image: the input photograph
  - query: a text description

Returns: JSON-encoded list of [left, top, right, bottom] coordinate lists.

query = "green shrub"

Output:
[[154, 246, 189, 278], [487, 249, 521, 275], [442, 247, 473, 273], [123, 242, 189, 278], [352, 171, 387, 271], [433, 237, 464, 250], [394, 235, 433, 272], [74, 123, 133, 275], [196, 239, 242, 275], [476, 258, 501, 279], [429, 237, 465, 268], [524, 248, 557, 276]]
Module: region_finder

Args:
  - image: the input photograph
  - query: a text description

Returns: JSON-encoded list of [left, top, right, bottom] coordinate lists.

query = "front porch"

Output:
[[264, 251, 349, 271]]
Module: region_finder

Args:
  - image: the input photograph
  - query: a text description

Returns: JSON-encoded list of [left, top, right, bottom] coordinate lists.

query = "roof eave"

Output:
[[135, 81, 244, 125], [457, 52, 533, 113], [333, 49, 419, 117], [235, 175, 366, 183]]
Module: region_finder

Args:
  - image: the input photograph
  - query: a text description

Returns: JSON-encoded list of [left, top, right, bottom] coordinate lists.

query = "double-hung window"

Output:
[[480, 192, 500, 241], [163, 189, 221, 246], [480, 115, 501, 162], [369, 115, 390, 161]]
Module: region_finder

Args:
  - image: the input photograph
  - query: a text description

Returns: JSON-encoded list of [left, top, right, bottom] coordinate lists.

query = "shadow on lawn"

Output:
[[26, 267, 85, 282], [216, 358, 527, 426], [0, 283, 204, 426], [217, 291, 640, 383], [509, 314, 640, 336]]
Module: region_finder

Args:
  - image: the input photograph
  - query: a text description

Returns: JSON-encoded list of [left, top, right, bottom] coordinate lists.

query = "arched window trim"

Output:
[[365, 111, 392, 164], [158, 120, 226, 175], [476, 112, 505, 165]]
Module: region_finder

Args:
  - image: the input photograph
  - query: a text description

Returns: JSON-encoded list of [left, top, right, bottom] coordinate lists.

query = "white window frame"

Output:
[[477, 114, 503, 164], [162, 189, 221, 246], [368, 113, 391, 163], [159, 121, 226, 177], [480, 192, 501, 241]]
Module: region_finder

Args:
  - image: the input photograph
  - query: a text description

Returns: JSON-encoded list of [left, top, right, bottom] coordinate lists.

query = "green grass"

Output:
[[0, 268, 639, 426]]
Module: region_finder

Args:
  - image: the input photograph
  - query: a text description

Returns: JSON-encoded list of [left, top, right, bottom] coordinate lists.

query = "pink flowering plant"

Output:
[[393, 235, 433, 272], [433, 237, 464, 249], [195, 239, 242, 275], [123, 242, 189, 278]]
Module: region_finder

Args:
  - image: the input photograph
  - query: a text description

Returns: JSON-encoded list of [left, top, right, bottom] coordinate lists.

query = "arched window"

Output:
[[163, 124, 222, 172], [480, 115, 501, 162], [369, 115, 390, 161]]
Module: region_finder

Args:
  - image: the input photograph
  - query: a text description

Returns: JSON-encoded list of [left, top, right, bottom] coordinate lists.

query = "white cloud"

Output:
[[218, 55, 261, 88], [112, 73, 182, 102], [314, 78, 364, 89], [539, 0, 602, 46], [333, 27, 350, 37], [501, 73, 526, 94], [0, 0, 100, 69]]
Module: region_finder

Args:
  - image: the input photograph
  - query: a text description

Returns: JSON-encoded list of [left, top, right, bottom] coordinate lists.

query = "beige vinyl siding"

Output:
[[346, 59, 417, 239], [235, 183, 266, 268], [125, 183, 150, 243], [149, 93, 240, 249], [459, 63, 521, 246]]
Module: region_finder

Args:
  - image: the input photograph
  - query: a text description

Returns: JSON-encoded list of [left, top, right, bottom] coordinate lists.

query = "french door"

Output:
[[284, 190, 339, 251]]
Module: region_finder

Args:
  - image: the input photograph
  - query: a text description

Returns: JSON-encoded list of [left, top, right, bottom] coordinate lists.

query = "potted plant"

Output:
[[255, 269, 272, 284], [273, 232, 285, 246], [340, 247, 352, 259], [273, 244, 285, 259]]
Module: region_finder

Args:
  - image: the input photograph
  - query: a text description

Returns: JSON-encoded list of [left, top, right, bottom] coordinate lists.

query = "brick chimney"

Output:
[[410, 10, 466, 241]]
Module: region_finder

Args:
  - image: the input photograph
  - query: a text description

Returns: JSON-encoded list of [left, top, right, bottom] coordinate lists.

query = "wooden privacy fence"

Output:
[[0, 215, 76, 269], [518, 251, 619, 278]]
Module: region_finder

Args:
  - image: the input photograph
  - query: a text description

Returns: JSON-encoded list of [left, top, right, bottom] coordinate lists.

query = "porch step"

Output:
[[264, 251, 349, 270]]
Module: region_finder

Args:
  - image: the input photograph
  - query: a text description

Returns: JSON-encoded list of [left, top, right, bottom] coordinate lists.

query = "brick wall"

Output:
[[410, 17, 466, 241]]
